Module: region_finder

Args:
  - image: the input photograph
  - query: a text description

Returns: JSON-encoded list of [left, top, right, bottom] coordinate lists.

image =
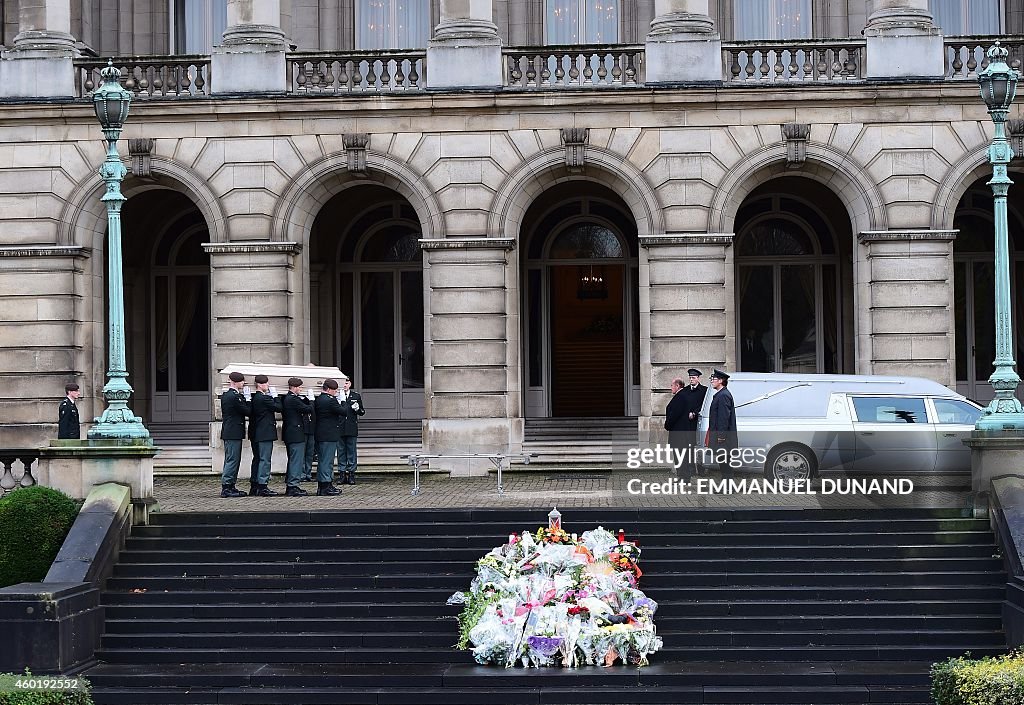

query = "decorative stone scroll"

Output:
[[781, 123, 811, 168], [128, 139, 155, 178], [344, 133, 370, 175], [560, 128, 590, 173], [1008, 119, 1024, 161]]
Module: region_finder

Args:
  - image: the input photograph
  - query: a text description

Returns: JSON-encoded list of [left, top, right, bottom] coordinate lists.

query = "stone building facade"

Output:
[[0, 0, 1022, 467]]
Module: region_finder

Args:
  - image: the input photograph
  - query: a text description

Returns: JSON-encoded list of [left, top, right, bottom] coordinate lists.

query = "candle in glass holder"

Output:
[[548, 506, 562, 531]]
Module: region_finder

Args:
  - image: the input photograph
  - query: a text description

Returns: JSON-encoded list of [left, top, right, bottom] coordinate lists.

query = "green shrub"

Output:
[[931, 651, 1024, 704], [0, 671, 93, 704], [0, 487, 80, 588]]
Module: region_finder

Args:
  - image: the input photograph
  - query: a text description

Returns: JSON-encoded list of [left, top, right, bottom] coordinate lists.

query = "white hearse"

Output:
[[695, 374, 984, 480]]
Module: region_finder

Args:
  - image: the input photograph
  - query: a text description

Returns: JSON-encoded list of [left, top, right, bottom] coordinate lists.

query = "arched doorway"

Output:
[[121, 189, 212, 443], [522, 185, 640, 417], [734, 179, 854, 374], [310, 185, 425, 420], [952, 179, 1024, 402]]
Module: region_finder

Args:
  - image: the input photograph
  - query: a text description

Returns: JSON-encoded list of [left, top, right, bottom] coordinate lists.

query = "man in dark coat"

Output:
[[337, 375, 366, 485], [281, 377, 313, 497], [664, 369, 707, 478], [219, 371, 250, 497], [58, 383, 81, 440], [248, 374, 282, 497], [313, 379, 344, 496], [708, 369, 738, 473]]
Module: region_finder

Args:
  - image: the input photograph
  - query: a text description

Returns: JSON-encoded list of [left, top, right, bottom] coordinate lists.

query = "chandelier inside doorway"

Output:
[[577, 264, 608, 299]]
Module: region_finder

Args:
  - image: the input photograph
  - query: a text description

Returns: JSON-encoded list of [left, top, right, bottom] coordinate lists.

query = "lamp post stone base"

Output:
[[964, 431, 1024, 517]]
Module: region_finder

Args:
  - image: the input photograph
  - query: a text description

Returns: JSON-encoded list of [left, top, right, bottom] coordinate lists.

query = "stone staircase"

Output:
[[523, 417, 639, 465], [83, 508, 1008, 704]]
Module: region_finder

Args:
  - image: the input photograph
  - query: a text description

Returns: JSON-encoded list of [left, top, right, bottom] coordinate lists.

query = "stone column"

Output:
[[644, 0, 722, 84], [204, 241, 302, 470], [211, 0, 288, 94], [427, 0, 503, 90], [421, 238, 515, 475], [0, 0, 76, 98], [856, 231, 957, 385], [640, 234, 733, 446], [863, 0, 944, 79]]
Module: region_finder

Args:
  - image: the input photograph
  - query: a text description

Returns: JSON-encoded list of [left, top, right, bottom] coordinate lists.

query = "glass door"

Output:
[[738, 263, 825, 373]]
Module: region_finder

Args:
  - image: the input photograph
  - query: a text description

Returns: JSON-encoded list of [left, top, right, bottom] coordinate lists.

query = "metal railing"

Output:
[[504, 45, 644, 89], [287, 51, 426, 93], [0, 449, 38, 497], [74, 55, 211, 98], [722, 39, 864, 82], [945, 35, 1024, 80]]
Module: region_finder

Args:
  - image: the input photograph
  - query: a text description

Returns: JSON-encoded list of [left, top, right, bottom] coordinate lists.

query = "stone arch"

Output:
[[709, 142, 888, 236], [273, 151, 444, 246], [487, 146, 665, 240], [930, 146, 1024, 231], [59, 155, 228, 248]]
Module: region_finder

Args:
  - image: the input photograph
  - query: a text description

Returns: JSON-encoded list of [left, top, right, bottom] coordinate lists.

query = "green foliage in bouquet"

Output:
[[0, 486, 80, 588], [931, 651, 1024, 704], [457, 587, 499, 650]]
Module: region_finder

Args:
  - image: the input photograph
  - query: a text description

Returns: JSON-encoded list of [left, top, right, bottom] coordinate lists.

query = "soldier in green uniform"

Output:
[[219, 372, 250, 497]]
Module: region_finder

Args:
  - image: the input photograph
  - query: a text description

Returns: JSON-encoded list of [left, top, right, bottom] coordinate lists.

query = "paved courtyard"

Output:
[[153, 469, 973, 513]]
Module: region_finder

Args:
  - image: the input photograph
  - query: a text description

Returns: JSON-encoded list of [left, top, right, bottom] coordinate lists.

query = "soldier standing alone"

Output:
[[58, 383, 81, 440]]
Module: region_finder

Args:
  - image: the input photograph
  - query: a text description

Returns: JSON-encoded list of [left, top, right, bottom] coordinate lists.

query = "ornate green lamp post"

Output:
[[976, 42, 1024, 431], [88, 61, 150, 440]]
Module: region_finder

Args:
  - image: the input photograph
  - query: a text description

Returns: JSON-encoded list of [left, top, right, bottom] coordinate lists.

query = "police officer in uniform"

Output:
[[248, 374, 282, 497], [708, 369, 738, 474], [219, 372, 250, 497], [281, 377, 312, 497], [313, 379, 344, 496], [58, 383, 81, 440]]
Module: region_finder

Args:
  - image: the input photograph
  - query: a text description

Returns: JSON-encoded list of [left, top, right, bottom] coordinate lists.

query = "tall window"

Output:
[[356, 0, 430, 49], [930, 0, 1001, 35], [734, 0, 811, 40], [545, 0, 619, 44], [174, 0, 227, 54]]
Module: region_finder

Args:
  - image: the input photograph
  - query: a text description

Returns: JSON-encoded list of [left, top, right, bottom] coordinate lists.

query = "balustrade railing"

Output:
[[75, 56, 211, 98], [504, 45, 644, 89], [288, 51, 426, 93], [723, 40, 864, 82], [945, 35, 1024, 80], [0, 450, 38, 497]]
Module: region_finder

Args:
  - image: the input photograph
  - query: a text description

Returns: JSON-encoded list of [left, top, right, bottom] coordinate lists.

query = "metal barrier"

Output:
[[401, 453, 538, 496]]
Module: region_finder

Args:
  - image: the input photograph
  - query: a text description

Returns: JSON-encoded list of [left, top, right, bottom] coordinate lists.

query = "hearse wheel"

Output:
[[764, 444, 817, 482]]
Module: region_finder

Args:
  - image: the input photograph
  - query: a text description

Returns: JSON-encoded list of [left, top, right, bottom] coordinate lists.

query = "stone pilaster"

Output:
[[211, 0, 288, 94], [0, 0, 76, 98], [856, 230, 957, 385], [421, 237, 515, 475], [644, 0, 722, 84], [640, 234, 733, 445], [426, 0, 503, 90], [863, 0, 944, 79]]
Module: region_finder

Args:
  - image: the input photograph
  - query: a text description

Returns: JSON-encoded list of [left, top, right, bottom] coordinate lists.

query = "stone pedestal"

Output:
[[0, 583, 102, 673], [210, 0, 288, 94], [856, 231, 957, 385], [964, 431, 1024, 516], [421, 238, 514, 476], [426, 0, 503, 90], [0, 0, 76, 98], [863, 0, 944, 79], [36, 440, 157, 524], [640, 234, 733, 447], [644, 0, 722, 84]]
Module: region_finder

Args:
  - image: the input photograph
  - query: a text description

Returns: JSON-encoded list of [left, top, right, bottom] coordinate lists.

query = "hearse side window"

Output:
[[932, 399, 984, 425], [852, 397, 927, 424]]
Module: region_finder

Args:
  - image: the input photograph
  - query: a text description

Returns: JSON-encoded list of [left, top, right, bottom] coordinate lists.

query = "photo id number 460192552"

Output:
[[0, 675, 83, 692]]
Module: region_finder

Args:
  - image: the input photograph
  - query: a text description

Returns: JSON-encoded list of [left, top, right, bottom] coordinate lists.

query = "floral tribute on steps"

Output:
[[447, 508, 662, 668]]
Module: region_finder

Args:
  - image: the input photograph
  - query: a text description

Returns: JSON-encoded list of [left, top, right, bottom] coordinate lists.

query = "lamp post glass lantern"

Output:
[[976, 42, 1024, 431], [88, 60, 150, 440]]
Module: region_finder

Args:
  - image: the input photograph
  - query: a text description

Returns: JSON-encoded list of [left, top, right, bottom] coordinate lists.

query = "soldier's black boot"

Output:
[[285, 486, 308, 497], [221, 485, 246, 498], [255, 484, 279, 497], [347, 471, 356, 485], [316, 482, 341, 496]]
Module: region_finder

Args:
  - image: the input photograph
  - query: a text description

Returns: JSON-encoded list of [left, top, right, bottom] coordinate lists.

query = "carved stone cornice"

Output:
[[639, 234, 734, 248], [858, 230, 957, 243], [202, 241, 302, 255], [0, 245, 90, 258], [419, 237, 515, 251]]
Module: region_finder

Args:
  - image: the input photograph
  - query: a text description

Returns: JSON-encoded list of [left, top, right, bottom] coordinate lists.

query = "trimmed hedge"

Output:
[[0, 672, 93, 704], [931, 651, 1024, 704], [0, 487, 80, 588]]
